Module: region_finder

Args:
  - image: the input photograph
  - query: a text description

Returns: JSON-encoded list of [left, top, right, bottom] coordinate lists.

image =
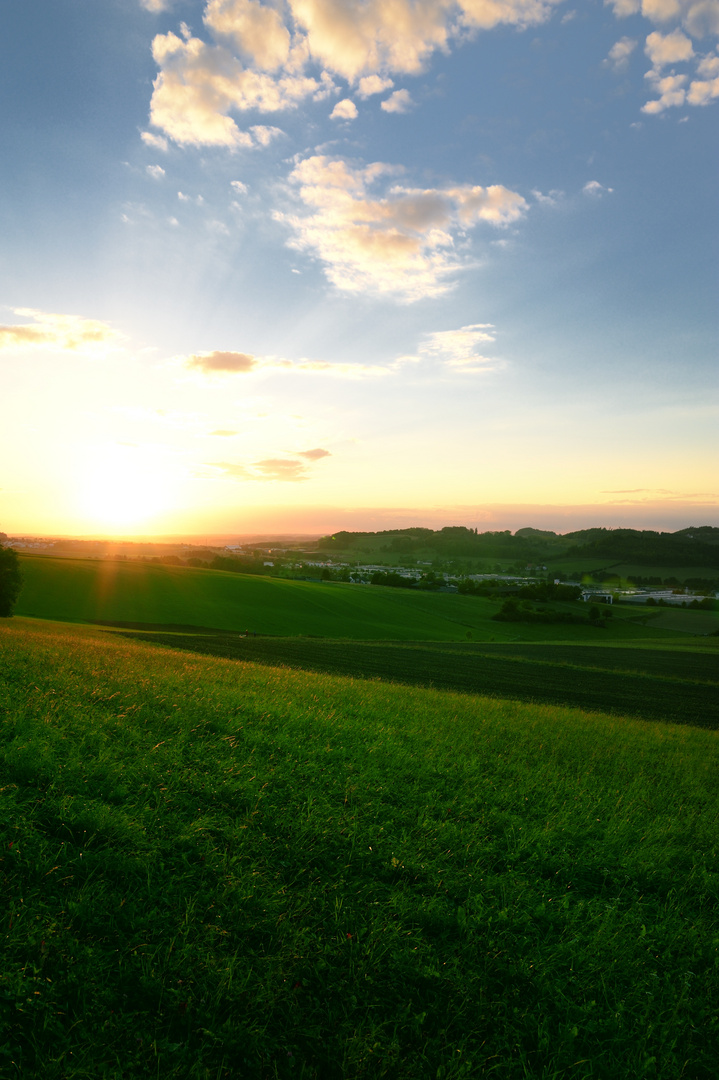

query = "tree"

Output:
[[0, 547, 22, 617]]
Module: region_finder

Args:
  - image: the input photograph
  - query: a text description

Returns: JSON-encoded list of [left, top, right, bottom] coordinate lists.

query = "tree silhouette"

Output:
[[0, 547, 22, 616]]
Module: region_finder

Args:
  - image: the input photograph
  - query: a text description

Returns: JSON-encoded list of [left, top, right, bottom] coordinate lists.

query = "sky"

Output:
[[1, 0, 717, 538]]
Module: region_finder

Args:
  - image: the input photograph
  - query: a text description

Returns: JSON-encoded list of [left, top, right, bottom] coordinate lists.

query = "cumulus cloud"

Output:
[[186, 350, 257, 372], [642, 70, 688, 109], [606, 0, 719, 114], [687, 51, 719, 101], [607, 0, 719, 36], [146, 164, 166, 179], [146, 0, 565, 146], [230, 179, 248, 193], [140, 0, 173, 11], [289, 0, 562, 82], [275, 155, 528, 300], [330, 98, 359, 119], [381, 88, 413, 112], [204, 0, 291, 70], [0, 308, 121, 354], [358, 74, 394, 96], [645, 27, 695, 64], [149, 31, 321, 147], [606, 36, 638, 69]]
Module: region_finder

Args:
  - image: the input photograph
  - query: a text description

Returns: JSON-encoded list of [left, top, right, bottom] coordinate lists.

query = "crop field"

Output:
[[14, 555, 689, 644], [2, 618, 719, 1079], [116, 631, 719, 729]]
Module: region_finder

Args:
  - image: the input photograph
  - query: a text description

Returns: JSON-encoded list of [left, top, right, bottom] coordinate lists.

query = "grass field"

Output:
[[17, 555, 713, 644], [2, 618, 719, 1079], [113, 632, 719, 729]]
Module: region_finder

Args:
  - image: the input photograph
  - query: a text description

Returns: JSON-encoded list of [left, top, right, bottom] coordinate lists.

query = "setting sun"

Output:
[[75, 445, 179, 531]]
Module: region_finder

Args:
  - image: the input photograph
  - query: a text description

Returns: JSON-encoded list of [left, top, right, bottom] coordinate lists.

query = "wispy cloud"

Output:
[[180, 346, 393, 379], [417, 323, 499, 372], [297, 447, 331, 459], [186, 350, 257, 373], [205, 448, 331, 481], [0, 308, 121, 354]]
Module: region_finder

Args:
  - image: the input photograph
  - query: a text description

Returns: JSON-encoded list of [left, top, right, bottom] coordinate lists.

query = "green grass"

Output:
[[2, 618, 719, 1079], [15, 555, 695, 643], [114, 632, 719, 729]]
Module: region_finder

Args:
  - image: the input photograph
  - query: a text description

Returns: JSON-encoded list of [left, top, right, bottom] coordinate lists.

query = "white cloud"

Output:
[[0, 308, 121, 354], [204, 0, 291, 70], [149, 31, 320, 147], [146, 164, 166, 179], [381, 88, 413, 112], [645, 28, 694, 64], [147, 0, 566, 147], [250, 124, 284, 145], [230, 179, 248, 193], [606, 36, 638, 70], [276, 155, 528, 300], [583, 179, 614, 195], [687, 70, 719, 100], [357, 74, 394, 96], [290, 0, 563, 82], [141, 130, 169, 151], [697, 48, 719, 74], [140, 0, 173, 11], [330, 98, 359, 119], [642, 70, 687, 110], [607, 0, 719, 35], [418, 323, 499, 371], [605, 0, 640, 16], [606, 0, 719, 114]]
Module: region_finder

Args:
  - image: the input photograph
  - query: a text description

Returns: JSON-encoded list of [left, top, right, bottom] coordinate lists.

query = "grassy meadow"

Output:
[[17, 554, 716, 643], [116, 632, 719, 729], [2, 617, 719, 1079]]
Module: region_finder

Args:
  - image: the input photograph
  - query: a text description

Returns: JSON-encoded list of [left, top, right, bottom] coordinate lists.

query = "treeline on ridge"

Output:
[[318, 525, 719, 568]]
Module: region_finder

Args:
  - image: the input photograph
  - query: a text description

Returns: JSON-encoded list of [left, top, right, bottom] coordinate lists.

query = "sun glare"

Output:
[[76, 445, 179, 531]]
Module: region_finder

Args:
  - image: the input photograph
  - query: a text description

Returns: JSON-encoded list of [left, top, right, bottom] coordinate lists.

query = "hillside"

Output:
[[2, 618, 719, 1079], [15, 554, 693, 643]]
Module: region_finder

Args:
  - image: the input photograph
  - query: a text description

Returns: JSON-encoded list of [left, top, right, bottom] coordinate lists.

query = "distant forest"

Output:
[[317, 526, 719, 568]]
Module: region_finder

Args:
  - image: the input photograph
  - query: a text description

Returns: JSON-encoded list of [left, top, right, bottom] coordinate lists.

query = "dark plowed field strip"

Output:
[[416, 642, 719, 685], [116, 633, 719, 728]]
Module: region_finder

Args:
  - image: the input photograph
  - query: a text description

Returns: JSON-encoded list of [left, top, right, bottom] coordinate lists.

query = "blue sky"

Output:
[[1, 0, 717, 536]]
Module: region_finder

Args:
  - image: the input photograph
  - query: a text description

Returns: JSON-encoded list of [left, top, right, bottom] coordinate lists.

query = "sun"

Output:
[[75, 444, 179, 532]]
